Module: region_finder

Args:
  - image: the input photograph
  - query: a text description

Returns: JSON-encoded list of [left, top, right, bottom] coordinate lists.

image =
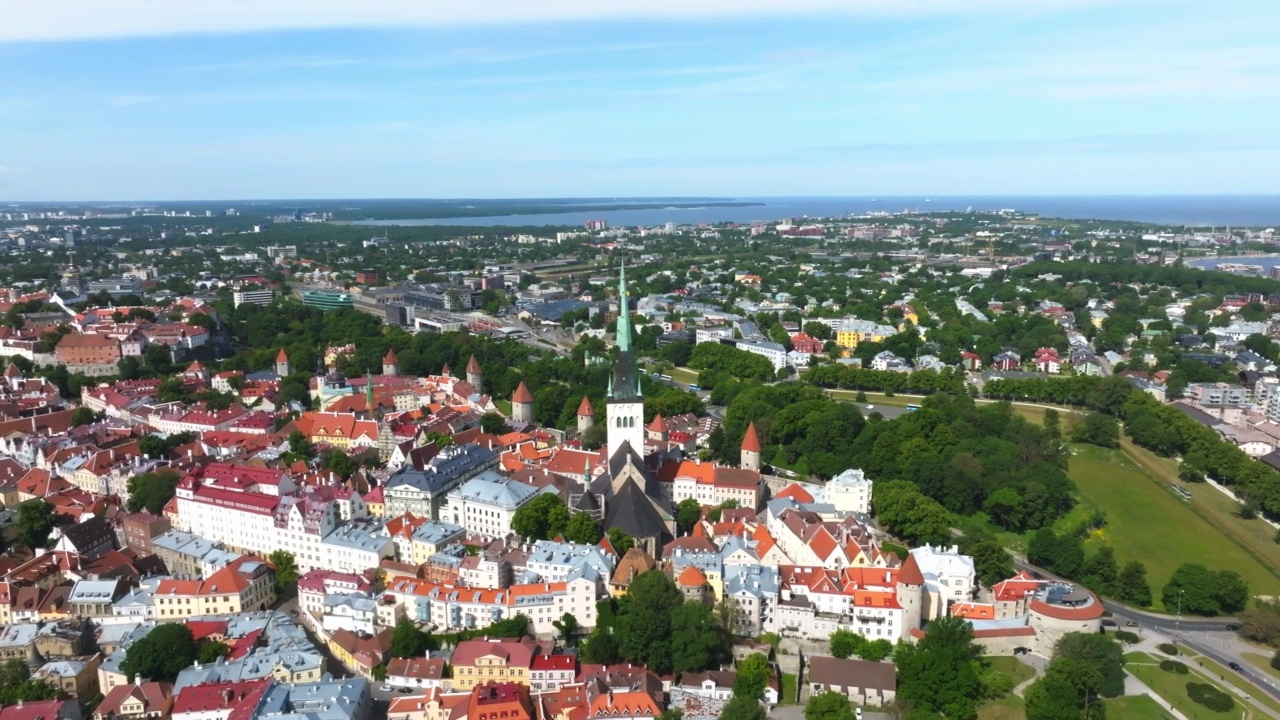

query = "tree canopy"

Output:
[[511, 493, 571, 541], [120, 624, 200, 682], [895, 616, 985, 719]]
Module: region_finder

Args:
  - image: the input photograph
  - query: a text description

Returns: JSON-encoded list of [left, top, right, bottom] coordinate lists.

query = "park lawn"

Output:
[[984, 656, 1036, 687], [1105, 695, 1169, 720], [1124, 652, 1246, 720], [976, 694, 1025, 720], [1120, 436, 1280, 582], [1068, 445, 1280, 608], [494, 399, 512, 416], [669, 366, 700, 385]]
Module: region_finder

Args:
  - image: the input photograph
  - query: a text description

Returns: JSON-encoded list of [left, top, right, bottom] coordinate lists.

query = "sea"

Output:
[[347, 195, 1280, 229]]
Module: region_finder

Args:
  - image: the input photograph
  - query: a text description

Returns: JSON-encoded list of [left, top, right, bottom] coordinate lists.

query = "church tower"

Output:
[[275, 348, 291, 378], [606, 260, 645, 460], [383, 348, 400, 377]]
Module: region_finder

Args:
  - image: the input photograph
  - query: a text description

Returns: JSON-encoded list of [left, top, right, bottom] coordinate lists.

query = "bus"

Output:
[[906, 404, 921, 411], [688, 384, 701, 392]]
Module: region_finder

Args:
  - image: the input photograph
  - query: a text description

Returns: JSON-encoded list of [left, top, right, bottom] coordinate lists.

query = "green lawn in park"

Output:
[[1068, 445, 1280, 608]]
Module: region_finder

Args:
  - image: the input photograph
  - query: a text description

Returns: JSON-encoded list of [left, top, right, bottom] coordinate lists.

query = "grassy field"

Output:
[[778, 672, 798, 705], [822, 390, 1280, 603], [976, 694, 1025, 720], [1105, 695, 1172, 720], [669, 366, 700, 385], [1117, 437, 1280, 584], [984, 656, 1036, 687], [1242, 651, 1280, 681], [1068, 445, 1280, 607], [1125, 652, 1248, 720]]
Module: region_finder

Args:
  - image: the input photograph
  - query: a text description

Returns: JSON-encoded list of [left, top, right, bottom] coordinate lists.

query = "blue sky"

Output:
[[1, 0, 1277, 200]]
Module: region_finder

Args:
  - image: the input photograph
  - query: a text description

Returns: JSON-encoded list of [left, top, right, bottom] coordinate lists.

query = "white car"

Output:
[[855, 709, 863, 720], [379, 685, 392, 693]]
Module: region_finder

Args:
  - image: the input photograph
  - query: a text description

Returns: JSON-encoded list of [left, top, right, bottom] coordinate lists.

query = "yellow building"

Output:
[[450, 637, 552, 691]]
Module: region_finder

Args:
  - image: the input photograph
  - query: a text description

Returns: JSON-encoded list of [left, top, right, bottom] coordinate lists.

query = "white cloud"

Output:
[[0, 0, 1114, 42]]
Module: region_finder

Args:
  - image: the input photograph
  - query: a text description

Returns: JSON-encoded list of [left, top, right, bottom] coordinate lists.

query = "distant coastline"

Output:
[[344, 195, 1280, 228]]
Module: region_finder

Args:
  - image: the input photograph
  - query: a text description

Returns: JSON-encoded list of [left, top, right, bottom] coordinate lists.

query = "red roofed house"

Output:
[[468, 683, 534, 720], [529, 653, 577, 693], [450, 637, 553, 691], [92, 681, 172, 720], [656, 457, 762, 511], [386, 657, 446, 690]]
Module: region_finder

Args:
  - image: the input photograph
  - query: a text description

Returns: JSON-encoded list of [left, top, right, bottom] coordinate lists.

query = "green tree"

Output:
[[1071, 413, 1119, 448], [721, 695, 767, 720], [1116, 562, 1152, 607], [970, 541, 1015, 589], [676, 498, 702, 536], [804, 692, 855, 720], [268, 549, 299, 593], [859, 639, 895, 662], [197, 641, 232, 664], [511, 493, 571, 541], [669, 599, 731, 673], [734, 653, 771, 700], [1082, 546, 1119, 597], [120, 624, 199, 682], [126, 470, 183, 514], [1162, 563, 1249, 615], [607, 527, 634, 555], [616, 571, 684, 673], [895, 616, 984, 719], [829, 629, 862, 659], [16, 499, 64, 550], [554, 613, 580, 646], [0, 660, 60, 705], [70, 406, 99, 427], [563, 511, 602, 545], [1025, 658, 1103, 720], [319, 449, 359, 480], [287, 430, 313, 459], [481, 413, 508, 435], [1053, 633, 1126, 698], [389, 618, 438, 658]]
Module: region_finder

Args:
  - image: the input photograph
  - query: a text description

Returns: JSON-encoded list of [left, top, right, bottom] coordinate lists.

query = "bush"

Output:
[[1271, 650, 1280, 671], [855, 391, 867, 402], [1113, 630, 1140, 645], [1157, 643, 1179, 656], [1160, 660, 1188, 674], [1186, 683, 1235, 713]]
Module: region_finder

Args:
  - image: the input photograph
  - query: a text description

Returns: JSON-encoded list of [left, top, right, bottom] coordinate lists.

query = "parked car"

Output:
[[1126, 620, 1139, 627], [1102, 620, 1117, 627], [380, 685, 393, 693], [1229, 662, 1244, 672]]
